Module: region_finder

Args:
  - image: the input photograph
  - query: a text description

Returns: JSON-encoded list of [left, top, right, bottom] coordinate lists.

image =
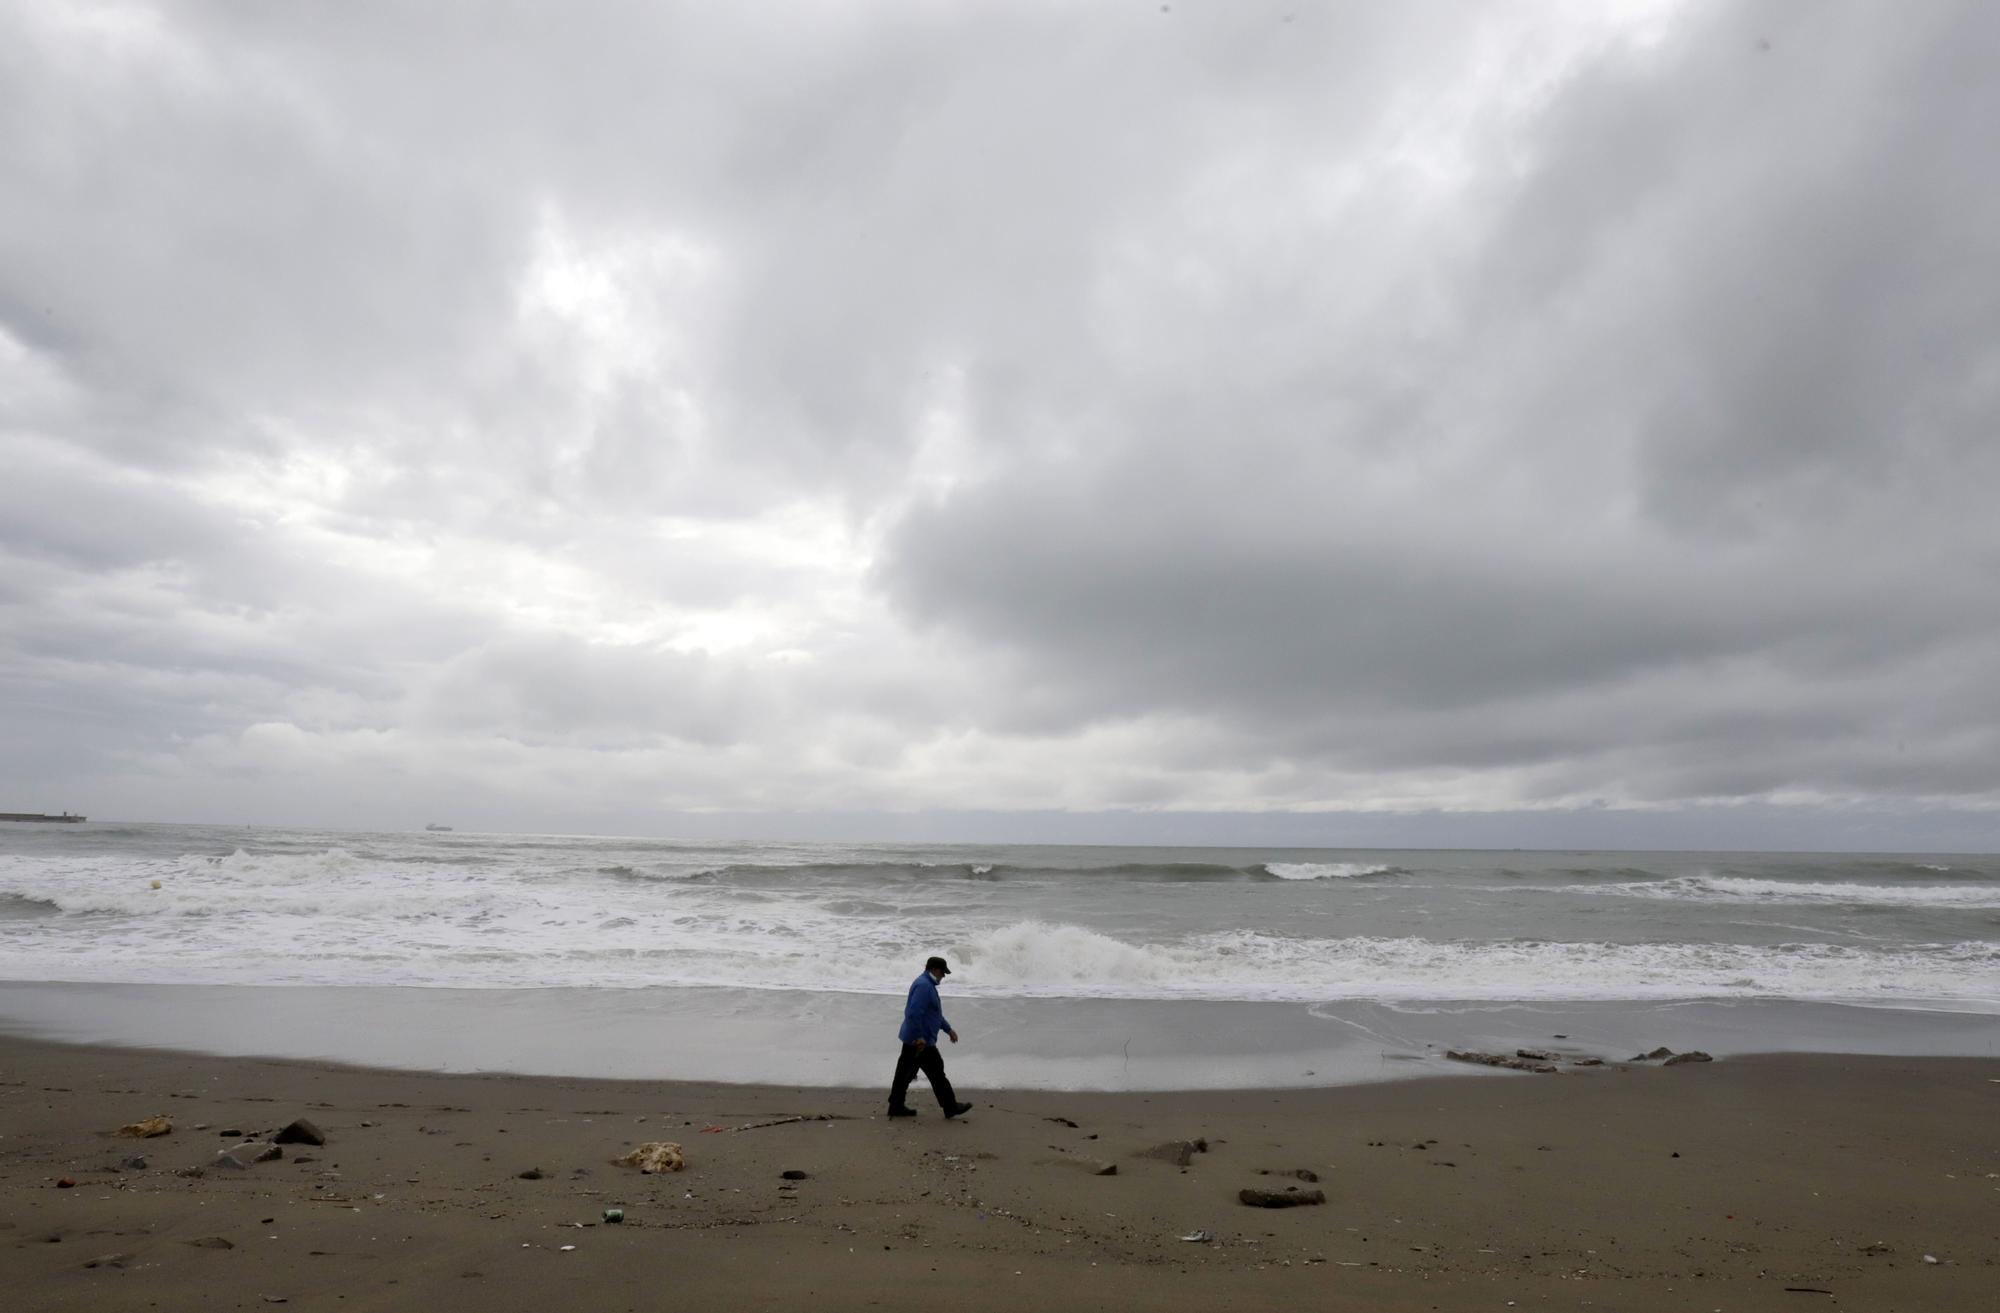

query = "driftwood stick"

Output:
[[732, 1114, 846, 1132]]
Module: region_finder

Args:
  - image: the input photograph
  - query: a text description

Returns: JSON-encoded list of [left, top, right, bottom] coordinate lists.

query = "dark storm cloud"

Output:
[[2, 0, 1997, 840], [879, 0, 2000, 813]]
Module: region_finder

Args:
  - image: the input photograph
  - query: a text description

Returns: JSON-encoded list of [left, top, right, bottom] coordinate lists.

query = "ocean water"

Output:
[[1, 823, 1995, 1087]]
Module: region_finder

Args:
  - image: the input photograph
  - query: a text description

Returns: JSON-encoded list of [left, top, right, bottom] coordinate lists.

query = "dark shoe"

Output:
[[886, 1106, 917, 1118], [943, 1102, 974, 1119]]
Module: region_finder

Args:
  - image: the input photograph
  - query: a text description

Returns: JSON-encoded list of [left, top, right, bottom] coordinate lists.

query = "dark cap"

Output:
[[925, 955, 951, 976]]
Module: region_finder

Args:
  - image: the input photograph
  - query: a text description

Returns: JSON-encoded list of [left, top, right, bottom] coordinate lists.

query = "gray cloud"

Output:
[[2, 0, 1997, 845]]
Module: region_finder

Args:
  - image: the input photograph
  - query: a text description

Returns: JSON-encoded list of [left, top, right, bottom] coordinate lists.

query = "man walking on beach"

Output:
[[888, 955, 972, 1119]]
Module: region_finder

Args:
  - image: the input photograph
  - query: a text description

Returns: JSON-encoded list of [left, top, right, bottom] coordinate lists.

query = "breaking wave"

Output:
[[1259, 862, 1402, 881], [673, 859, 1383, 883], [1567, 875, 2000, 909]]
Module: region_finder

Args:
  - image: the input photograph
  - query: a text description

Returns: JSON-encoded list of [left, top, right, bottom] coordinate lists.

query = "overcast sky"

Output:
[[3, 0, 1998, 849]]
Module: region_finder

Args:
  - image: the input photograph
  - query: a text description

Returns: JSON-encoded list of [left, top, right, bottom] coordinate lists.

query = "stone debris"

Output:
[[616, 1141, 686, 1174], [1663, 1051, 1714, 1066], [274, 1118, 326, 1146], [1630, 1047, 1676, 1061], [1136, 1139, 1209, 1167], [1239, 1187, 1326, 1208], [517, 1167, 546, 1180], [1446, 1050, 1558, 1074], [780, 1169, 809, 1180], [114, 1115, 173, 1138], [1515, 1048, 1560, 1062], [185, 1236, 235, 1250]]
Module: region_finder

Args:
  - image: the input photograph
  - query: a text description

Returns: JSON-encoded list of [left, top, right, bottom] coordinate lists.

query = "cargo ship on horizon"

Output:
[[1, 811, 87, 823]]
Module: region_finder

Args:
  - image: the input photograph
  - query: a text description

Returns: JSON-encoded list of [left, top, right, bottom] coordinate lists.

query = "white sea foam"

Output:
[[1262, 862, 1396, 881], [1570, 875, 2000, 908], [1, 844, 1993, 1008], [938, 923, 1998, 1006]]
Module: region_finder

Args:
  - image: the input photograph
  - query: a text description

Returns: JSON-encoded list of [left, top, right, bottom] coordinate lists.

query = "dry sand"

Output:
[[1, 1034, 1994, 1311]]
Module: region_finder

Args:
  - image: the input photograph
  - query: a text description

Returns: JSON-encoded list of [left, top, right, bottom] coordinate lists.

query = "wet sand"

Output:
[[1, 1035, 1994, 1311]]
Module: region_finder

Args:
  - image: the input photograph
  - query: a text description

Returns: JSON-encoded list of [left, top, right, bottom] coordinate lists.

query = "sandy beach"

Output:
[[2, 1035, 1993, 1311]]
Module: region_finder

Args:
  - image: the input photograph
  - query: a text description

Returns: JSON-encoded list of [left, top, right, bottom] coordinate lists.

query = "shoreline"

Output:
[[2, 1033, 1994, 1310], [3, 980, 1993, 1091]]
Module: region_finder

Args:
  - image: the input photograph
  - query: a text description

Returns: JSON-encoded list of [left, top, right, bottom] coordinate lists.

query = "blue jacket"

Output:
[[898, 971, 952, 1045]]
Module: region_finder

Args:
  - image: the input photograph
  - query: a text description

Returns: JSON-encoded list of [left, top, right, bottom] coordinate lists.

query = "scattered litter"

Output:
[[602, 1208, 623, 1224], [114, 1115, 173, 1138], [1922, 1254, 1939, 1264], [1180, 1230, 1209, 1243]]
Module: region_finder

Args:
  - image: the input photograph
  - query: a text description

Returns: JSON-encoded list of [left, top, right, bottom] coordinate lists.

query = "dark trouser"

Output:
[[888, 1040, 958, 1111]]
